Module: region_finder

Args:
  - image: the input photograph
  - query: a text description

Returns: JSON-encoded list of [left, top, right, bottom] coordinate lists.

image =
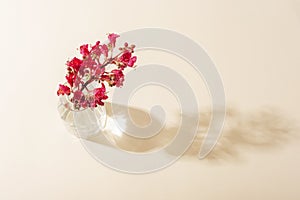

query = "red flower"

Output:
[[91, 41, 101, 56], [111, 69, 125, 87], [100, 69, 124, 87], [57, 84, 71, 96], [128, 56, 137, 67], [65, 72, 75, 87], [119, 51, 132, 63], [100, 73, 110, 82], [80, 44, 90, 57], [93, 83, 108, 106], [58, 34, 137, 109], [66, 57, 83, 73], [91, 41, 100, 50], [108, 33, 119, 47], [114, 51, 137, 69]]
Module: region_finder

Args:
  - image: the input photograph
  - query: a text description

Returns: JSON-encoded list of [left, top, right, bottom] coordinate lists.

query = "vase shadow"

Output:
[[87, 102, 181, 153], [86, 103, 298, 162]]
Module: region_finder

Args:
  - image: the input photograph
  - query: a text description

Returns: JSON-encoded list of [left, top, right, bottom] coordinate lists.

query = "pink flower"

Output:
[[80, 100, 88, 108], [82, 56, 97, 70], [72, 90, 86, 109], [80, 44, 90, 57], [73, 90, 84, 101], [66, 57, 83, 73], [100, 44, 108, 57], [57, 84, 71, 96], [108, 33, 119, 47], [74, 76, 82, 88], [88, 96, 97, 108], [93, 66, 105, 77]]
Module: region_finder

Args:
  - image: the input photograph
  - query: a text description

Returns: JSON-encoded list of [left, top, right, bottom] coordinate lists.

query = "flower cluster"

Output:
[[57, 33, 137, 109]]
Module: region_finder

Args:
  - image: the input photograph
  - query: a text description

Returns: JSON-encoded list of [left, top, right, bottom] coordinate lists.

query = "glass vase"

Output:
[[57, 95, 107, 139]]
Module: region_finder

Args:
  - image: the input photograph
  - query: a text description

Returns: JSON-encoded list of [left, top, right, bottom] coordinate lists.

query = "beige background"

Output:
[[1, 0, 300, 199]]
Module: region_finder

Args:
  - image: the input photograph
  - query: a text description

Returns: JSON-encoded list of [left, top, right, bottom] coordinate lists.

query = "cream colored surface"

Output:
[[1, 0, 300, 199]]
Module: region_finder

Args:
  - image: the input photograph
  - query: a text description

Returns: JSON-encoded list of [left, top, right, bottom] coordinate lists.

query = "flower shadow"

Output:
[[185, 106, 298, 162], [87, 103, 298, 162]]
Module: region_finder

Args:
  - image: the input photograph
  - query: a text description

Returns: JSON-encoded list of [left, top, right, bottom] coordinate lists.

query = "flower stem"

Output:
[[80, 51, 124, 92]]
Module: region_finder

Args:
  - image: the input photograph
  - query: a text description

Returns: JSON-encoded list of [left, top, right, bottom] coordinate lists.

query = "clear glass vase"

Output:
[[57, 95, 107, 139]]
